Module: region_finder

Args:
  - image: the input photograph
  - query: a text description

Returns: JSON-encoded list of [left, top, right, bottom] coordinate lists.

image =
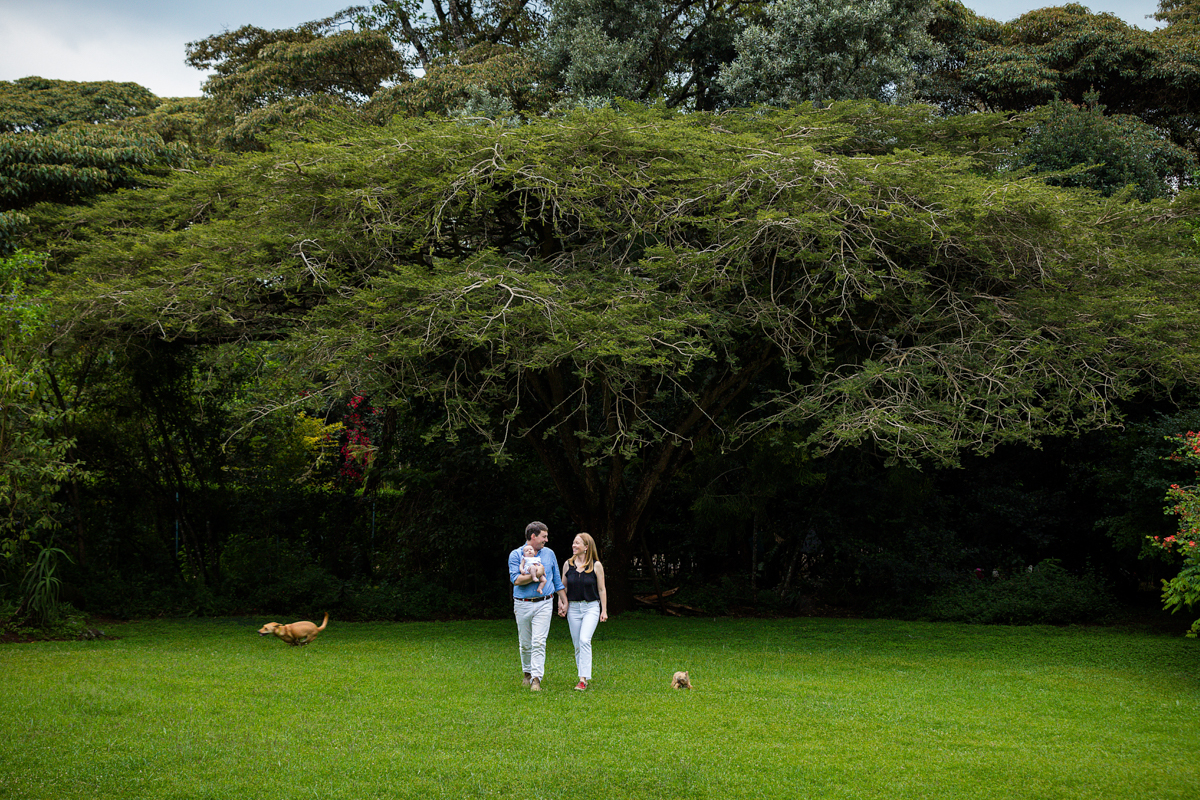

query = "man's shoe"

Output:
[[530, 677, 541, 692], [522, 672, 532, 686], [574, 680, 587, 691]]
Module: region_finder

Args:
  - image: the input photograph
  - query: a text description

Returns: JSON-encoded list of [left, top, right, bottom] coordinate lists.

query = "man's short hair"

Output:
[[525, 521, 548, 540]]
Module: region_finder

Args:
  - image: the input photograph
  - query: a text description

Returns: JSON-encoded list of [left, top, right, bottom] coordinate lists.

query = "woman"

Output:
[[558, 532, 608, 691]]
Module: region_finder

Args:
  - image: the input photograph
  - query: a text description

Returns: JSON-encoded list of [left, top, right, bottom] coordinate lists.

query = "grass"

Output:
[[1, 614, 1198, 799]]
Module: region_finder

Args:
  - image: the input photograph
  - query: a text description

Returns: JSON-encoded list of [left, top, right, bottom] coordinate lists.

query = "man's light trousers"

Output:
[[514, 597, 553, 679]]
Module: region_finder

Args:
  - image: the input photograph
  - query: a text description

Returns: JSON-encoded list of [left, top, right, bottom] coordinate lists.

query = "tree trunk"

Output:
[[638, 523, 669, 615], [603, 533, 637, 614], [514, 349, 777, 612]]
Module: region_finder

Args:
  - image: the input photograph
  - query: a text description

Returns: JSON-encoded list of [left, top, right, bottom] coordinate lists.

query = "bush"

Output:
[[79, 570, 166, 618], [217, 533, 341, 615], [924, 560, 1115, 625], [339, 578, 485, 621], [671, 576, 792, 616], [0, 601, 90, 641], [1018, 97, 1195, 201]]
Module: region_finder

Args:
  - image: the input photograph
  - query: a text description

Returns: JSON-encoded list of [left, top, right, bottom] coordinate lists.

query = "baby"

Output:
[[520, 544, 548, 593]]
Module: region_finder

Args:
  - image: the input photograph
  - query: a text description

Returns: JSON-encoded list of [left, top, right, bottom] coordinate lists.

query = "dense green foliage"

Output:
[[0, 252, 81, 628], [543, 0, 749, 109], [184, 12, 407, 150], [367, 43, 554, 119], [0, 127, 187, 255], [924, 559, 1114, 624], [927, 2, 1200, 154], [0, 252, 76, 549], [0, 77, 191, 254], [720, 0, 940, 106], [0, 77, 161, 133], [1151, 431, 1200, 636], [1016, 97, 1196, 201], [358, 0, 550, 68]]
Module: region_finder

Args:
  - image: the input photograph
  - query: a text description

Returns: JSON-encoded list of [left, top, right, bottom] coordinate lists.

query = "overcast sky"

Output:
[[0, 1, 1167, 98]]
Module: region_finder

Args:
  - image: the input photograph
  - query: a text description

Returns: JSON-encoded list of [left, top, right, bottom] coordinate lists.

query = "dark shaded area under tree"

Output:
[[42, 396, 1200, 631]]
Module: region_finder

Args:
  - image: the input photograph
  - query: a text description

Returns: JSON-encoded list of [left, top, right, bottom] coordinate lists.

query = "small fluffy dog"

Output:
[[671, 670, 691, 689], [258, 612, 329, 646]]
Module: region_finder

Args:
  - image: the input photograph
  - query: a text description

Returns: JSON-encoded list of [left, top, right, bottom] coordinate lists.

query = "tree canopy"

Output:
[[0, 127, 187, 255], [927, 2, 1200, 154], [719, 0, 941, 106], [357, 0, 550, 68], [542, 0, 754, 109], [1155, 0, 1200, 35], [0, 77, 190, 254], [185, 12, 407, 150], [0, 77, 161, 133], [185, 1, 557, 145], [153, 0, 1200, 162], [42, 104, 1200, 598]]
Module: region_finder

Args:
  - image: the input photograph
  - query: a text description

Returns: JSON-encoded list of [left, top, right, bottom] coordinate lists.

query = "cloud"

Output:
[[0, 0, 341, 97], [0, 4, 209, 96]]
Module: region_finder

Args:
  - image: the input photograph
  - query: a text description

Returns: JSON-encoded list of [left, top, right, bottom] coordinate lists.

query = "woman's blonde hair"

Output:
[[572, 532, 599, 573]]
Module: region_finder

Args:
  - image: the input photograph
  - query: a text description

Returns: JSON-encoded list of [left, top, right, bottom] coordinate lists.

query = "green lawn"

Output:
[[1, 615, 1197, 799]]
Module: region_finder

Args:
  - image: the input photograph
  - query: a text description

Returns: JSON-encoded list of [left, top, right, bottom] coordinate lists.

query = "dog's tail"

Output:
[[317, 612, 329, 631]]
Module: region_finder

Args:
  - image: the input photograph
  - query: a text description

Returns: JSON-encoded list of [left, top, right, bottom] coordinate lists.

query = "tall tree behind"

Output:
[[185, 2, 554, 145], [1017, 96, 1196, 201], [356, 0, 549, 69], [719, 0, 942, 107], [0, 78, 187, 255], [185, 9, 406, 150], [925, 2, 1200, 155], [0, 77, 160, 133], [542, 0, 756, 109], [1155, 0, 1200, 35]]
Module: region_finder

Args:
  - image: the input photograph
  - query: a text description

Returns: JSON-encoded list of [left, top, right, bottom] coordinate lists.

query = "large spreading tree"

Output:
[[39, 103, 1200, 603]]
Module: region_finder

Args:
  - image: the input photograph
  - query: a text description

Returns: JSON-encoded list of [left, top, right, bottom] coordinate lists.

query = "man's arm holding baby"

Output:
[[509, 551, 535, 586]]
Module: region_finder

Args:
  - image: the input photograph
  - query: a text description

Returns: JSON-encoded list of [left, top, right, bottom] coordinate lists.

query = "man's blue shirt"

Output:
[[509, 545, 564, 599]]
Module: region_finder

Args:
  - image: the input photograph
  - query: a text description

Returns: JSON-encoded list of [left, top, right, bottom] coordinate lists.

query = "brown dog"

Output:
[[671, 670, 691, 689], [258, 612, 329, 646]]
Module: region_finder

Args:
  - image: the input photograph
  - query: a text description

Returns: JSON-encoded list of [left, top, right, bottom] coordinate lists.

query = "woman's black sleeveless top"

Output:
[[566, 562, 601, 602]]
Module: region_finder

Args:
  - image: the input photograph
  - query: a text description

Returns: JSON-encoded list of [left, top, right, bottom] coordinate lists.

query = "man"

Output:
[[509, 520, 566, 691]]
